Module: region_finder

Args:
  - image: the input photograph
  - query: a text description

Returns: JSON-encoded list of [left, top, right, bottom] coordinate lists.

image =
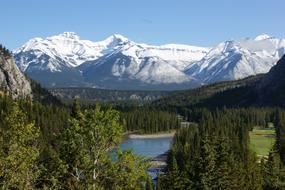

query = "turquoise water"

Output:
[[119, 137, 172, 157]]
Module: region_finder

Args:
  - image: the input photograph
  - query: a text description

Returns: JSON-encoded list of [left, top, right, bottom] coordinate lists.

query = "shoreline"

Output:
[[128, 131, 175, 139]]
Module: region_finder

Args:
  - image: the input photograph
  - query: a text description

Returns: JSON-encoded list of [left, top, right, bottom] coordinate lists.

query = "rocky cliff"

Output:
[[0, 55, 32, 98]]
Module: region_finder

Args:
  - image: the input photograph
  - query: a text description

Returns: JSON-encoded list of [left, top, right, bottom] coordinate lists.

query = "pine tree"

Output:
[[213, 137, 231, 190], [198, 136, 216, 190]]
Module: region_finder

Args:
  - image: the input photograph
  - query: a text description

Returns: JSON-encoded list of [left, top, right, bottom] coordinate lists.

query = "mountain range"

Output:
[[13, 32, 285, 90]]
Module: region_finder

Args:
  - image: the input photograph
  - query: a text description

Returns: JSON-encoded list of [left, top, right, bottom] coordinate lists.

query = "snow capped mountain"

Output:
[[186, 34, 285, 84], [79, 36, 208, 88], [13, 32, 285, 90], [14, 32, 131, 72], [13, 32, 208, 89], [14, 32, 208, 73]]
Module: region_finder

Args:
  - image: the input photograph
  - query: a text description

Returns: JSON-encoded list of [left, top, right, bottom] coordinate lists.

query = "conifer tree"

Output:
[[213, 137, 231, 190], [198, 136, 216, 190]]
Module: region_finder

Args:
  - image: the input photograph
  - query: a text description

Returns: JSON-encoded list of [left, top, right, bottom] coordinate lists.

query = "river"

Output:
[[119, 136, 173, 157]]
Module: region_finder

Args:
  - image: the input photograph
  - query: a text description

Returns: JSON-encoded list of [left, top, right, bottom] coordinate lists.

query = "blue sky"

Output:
[[1, 0, 284, 49]]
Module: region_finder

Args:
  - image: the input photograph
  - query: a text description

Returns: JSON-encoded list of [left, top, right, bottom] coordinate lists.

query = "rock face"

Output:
[[0, 55, 32, 98]]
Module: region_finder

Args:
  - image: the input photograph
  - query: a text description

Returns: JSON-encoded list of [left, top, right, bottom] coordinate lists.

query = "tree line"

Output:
[[121, 109, 179, 134]]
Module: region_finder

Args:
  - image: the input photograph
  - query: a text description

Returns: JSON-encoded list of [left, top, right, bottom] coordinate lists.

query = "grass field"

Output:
[[249, 127, 275, 157]]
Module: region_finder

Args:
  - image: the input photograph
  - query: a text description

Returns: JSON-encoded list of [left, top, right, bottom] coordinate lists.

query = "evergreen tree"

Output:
[[198, 136, 216, 190], [213, 137, 231, 190]]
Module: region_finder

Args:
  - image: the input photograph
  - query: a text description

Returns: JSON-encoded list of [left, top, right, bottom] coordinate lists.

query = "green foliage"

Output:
[[0, 102, 39, 189], [103, 150, 152, 190], [59, 103, 123, 188], [56, 101, 152, 189]]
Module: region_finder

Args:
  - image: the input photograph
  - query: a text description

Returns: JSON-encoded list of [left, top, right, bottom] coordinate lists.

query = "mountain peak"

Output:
[[58, 32, 80, 40], [112, 34, 128, 40], [104, 34, 129, 44], [254, 34, 273, 41]]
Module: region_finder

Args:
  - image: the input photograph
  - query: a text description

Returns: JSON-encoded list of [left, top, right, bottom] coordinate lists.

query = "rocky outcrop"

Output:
[[0, 55, 32, 98]]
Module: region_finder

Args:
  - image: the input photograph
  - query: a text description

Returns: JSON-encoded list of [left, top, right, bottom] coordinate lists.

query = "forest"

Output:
[[157, 108, 285, 189]]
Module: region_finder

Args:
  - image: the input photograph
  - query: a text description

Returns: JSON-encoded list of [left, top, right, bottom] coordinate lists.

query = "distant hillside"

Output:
[[152, 74, 264, 109], [153, 55, 285, 110], [49, 87, 171, 102], [255, 55, 285, 107]]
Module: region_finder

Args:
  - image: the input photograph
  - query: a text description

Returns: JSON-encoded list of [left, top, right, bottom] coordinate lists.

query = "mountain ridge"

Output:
[[13, 32, 285, 90]]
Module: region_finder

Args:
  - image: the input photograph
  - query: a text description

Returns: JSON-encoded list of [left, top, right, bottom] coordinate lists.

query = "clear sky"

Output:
[[1, 0, 284, 49]]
